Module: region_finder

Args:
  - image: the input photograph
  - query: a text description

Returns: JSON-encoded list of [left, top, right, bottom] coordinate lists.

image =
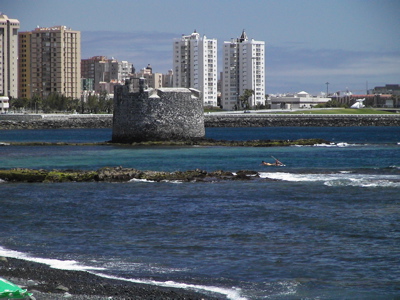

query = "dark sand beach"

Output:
[[0, 257, 221, 299]]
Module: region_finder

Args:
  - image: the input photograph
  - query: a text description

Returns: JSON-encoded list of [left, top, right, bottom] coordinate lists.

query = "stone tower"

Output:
[[112, 79, 205, 143]]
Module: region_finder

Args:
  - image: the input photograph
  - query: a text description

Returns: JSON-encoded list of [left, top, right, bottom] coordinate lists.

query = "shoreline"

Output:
[[0, 257, 221, 299]]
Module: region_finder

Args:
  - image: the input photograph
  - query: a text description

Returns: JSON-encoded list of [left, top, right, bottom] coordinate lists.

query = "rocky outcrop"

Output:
[[0, 167, 269, 183], [4, 138, 328, 147]]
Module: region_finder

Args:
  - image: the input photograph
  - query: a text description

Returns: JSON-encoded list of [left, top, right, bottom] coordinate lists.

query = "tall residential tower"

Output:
[[18, 25, 81, 100], [0, 13, 20, 99], [222, 30, 265, 110], [173, 31, 218, 107]]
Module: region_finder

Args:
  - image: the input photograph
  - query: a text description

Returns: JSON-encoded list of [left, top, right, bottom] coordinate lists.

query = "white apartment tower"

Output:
[[222, 30, 265, 110], [173, 31, 218, 106], [0, 13, 20, 99]]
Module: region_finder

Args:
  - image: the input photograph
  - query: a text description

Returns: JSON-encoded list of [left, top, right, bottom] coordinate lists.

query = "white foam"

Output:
[[162, 180, 183, 184], [92, 272, 248, 300], [313, 142, 355, 147], [0, 246, 104, 271], [0, 246, 246, 300], [129, 178, 183, 184], [259, 172, 329, 182], [129, 178, 156, 183], [259, 172, 400, 187]]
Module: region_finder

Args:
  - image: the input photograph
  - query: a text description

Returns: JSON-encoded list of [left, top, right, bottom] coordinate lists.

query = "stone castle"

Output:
[[112, 79, 205, 143]]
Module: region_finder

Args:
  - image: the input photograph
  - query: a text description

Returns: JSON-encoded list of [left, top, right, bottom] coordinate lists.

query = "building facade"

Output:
[[81, 56, 132, 92], [18, 31, 31, 99], [270, 91, 330, 109], [130, 64, 163, 90], [0, 13, 20, 99], [81, 56, 106, 92], [162, 69, 173, 88], [18, 25, 81, 100], [222, 30, 265, 110], [371, 84, 400, 96], [173, 31, 218, 107]]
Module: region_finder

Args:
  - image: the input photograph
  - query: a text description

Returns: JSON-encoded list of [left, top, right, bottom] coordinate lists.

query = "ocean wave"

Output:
[[0, 246, 104, 271], [313, 142, 356, 147], [92, 272, 247, 300], [128, 178, 183, 184], [0, 246, 246, 300], [129, 178, 156, 183], [259, 172, 400, 188], [388, 165, 400, 170]]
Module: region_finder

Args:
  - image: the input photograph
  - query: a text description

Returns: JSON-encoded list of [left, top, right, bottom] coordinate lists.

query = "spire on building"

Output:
[[239, 29, 248, 42]]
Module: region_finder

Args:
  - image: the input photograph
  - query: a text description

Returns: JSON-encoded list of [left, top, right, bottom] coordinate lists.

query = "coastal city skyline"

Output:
[[2, 0, 400, 95]]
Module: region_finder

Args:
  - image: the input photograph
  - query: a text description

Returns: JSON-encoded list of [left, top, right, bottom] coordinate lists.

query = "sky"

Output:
[[3, 0, 400, 95]]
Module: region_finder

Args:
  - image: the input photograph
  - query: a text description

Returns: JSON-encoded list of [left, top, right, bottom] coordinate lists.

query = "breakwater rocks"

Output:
[[0, 167, 267, 183], [1, 113, 399, 130], [204, 114, 400, 127], [0, 114, 112, 130]]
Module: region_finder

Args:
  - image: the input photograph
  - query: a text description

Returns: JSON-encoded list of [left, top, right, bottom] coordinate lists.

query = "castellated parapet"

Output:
[[112, 81, 205, 143]]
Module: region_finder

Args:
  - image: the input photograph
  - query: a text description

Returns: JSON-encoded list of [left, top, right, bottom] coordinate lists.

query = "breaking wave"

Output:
[[259, 172, 400, 188], [0, 246, 246, 300]]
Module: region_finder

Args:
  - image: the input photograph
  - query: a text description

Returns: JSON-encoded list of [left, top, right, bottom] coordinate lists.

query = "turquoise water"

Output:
[[0, 127, 399, 299]]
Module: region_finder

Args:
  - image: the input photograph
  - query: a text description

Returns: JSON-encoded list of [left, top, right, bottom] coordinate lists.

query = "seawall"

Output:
[[0, 113, 399, 130], [0, 114, 113, 130], [204, 114, 400, 127]]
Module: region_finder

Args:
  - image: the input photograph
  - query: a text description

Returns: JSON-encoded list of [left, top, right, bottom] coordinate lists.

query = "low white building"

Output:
[[270, 91, 330, 109], [0, 96, 9, 113]]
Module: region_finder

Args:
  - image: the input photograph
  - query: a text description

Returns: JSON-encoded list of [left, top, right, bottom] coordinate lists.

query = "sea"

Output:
[[0, 126, 399, 300]]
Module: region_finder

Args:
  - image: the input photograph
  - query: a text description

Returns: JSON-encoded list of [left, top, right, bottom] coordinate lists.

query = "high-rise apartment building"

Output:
[[163, 69, 173, 88], [81, 56, 106, 90], [0, 13, 20, 98], [18, 31, 32, 99], [222, 30, 265, 110], [18, 25, 81, 100], [173, 31, 218, 106], [81, 56, 132, 92]]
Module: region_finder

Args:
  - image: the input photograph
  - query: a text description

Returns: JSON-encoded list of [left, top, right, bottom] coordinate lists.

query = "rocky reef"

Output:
[[0, 167, 265, 183], [4, 137, 328, 147]]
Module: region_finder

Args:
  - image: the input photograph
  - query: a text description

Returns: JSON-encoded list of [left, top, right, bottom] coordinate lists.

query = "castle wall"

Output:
[[112, 84, 205, 142]]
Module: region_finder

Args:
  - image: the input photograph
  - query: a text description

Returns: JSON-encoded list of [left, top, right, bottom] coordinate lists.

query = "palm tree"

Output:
[[239, 89, 254, 110]]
